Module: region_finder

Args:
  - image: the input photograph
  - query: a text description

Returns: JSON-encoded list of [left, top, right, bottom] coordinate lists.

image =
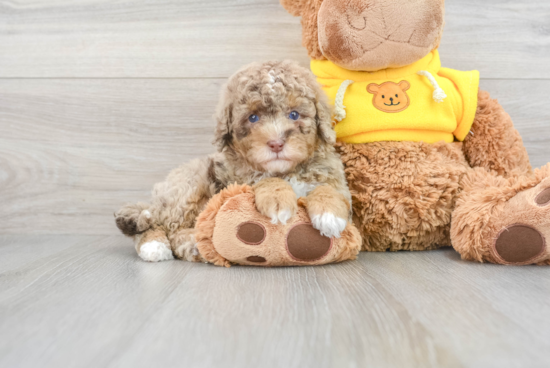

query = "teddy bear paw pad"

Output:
[[236, 222, 266, 245], [490, 182, 550, 265], [535, 187, 550, 206], [286, 223, 332, 262], [494, 225, 545, 264], [246, 256, 267, 263]]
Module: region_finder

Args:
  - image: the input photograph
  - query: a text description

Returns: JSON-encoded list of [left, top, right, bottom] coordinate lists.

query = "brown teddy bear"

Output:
[[280, 0, 550, 265]]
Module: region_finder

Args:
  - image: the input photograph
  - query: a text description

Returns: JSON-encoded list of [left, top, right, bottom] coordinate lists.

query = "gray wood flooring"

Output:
[[1, 0, 550, 367], [1, 235, 550, 368]]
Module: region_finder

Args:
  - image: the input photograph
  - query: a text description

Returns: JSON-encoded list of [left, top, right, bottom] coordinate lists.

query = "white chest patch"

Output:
[[287, 177, 318, 198]]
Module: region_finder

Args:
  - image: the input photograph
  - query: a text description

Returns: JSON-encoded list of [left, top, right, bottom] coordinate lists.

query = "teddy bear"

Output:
[[280, 0, 550, 265]]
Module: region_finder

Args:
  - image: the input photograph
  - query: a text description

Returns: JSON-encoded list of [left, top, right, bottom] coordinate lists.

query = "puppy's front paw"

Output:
[[304, 185, 350, 238], [311, 213, 347, 238], [254, 178, 298, 225], [256, 193, 297, 225]]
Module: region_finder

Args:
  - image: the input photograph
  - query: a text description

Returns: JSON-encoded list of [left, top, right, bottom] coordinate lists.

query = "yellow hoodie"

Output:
[[311, 50, 480, 144]]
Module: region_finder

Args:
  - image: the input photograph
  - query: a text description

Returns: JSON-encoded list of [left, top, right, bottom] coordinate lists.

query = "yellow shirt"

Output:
[[311, 50, 480, 144]]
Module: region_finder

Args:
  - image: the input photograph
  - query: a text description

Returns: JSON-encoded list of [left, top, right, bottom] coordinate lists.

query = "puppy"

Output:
[[115, 60, 351, 262]]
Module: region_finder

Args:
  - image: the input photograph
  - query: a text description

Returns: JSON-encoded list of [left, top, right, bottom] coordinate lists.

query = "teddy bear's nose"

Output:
[[390, 97, 394, 102]]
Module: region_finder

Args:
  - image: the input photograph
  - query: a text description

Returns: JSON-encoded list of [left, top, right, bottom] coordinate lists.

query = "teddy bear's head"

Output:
[[281, 0, 445, 71]]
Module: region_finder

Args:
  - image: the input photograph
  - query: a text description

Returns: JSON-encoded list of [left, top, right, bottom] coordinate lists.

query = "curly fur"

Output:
[[463, 90, 532, 177], [115, 60, 351, 262], [337, 140, 468, 252]]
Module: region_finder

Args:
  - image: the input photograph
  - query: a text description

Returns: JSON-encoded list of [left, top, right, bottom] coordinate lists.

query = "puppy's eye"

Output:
[[248, 114, 259, 123], [288, 111, 300, 121]]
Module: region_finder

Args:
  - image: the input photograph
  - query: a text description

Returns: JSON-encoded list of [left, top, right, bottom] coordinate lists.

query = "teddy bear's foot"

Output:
[[195, 184, 362, 267], [490, 181, 550, 265], [452, 167, 550, 265], [458, 168, 550, 265], [135, 228, 174, 262]]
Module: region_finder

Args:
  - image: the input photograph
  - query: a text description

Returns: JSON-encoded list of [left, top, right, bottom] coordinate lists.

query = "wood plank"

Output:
[[0, 0, 549, 78], [1, 78, 549, 235], [0, 234, 98, 272], [0, 0, 309, 78], [0, 235, 195, 368], [440, 0, 550, 78], [0, 78, 221, 235], [363, 250, 550, 368], [0, 235, 549, 367]]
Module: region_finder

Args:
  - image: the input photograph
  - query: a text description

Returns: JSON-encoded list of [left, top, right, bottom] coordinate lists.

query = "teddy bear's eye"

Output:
[[382, 95, 385, 99], [248, 114, 260, 123], [396, 94, 399, 98]]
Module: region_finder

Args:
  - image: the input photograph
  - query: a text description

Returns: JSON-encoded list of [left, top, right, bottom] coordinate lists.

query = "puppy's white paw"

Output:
[[311, 213, 347, 238], [271, 209, 293, 225], [139, 241, 174, 262]]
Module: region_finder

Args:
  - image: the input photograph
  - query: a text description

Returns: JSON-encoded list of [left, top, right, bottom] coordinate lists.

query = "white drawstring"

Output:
[[334, 80, 354, 122], [417, 70, 446, 103]]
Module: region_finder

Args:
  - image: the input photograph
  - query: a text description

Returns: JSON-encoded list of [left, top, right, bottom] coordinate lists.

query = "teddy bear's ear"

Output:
[[367, 83, 380, 94], [280, 0, 325, 60], [398, 80, 411, 92], [280, 0, 304, 16]]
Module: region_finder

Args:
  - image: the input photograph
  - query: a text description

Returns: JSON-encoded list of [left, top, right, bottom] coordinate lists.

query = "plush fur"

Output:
[[115, 60, 351, 262], [281, 0, 550, 265], [195, 184, 361, 267]]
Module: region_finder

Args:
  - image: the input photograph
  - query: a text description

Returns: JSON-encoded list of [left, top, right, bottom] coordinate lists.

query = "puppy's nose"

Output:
[[267, 140, 284, 153]]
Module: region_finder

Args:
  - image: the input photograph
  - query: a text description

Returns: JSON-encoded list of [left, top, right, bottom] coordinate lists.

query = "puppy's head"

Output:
[[214, 60, 334, 175]]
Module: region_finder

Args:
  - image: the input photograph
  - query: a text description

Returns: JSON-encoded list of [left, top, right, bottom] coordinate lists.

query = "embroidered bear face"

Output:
[[367, 81, 411, 113]]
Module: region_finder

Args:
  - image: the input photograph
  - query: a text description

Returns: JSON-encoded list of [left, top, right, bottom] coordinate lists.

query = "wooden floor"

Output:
[[2, 0, 550, 367], [0, 235, 549, 368]]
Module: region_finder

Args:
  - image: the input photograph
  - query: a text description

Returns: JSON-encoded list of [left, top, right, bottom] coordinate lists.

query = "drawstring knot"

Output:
[[417, 70, 447, 103]]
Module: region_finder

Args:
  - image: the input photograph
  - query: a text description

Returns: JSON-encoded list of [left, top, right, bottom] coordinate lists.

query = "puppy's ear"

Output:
[[314, 93, 336, 146], [214, 96, 234, 152]]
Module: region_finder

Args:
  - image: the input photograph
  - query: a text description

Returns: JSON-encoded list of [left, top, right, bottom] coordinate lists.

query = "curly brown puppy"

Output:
[[115, 60, 351, 262]]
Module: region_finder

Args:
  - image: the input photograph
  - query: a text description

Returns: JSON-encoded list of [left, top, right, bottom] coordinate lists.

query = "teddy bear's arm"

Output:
[[462, 90, 532, 177]]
